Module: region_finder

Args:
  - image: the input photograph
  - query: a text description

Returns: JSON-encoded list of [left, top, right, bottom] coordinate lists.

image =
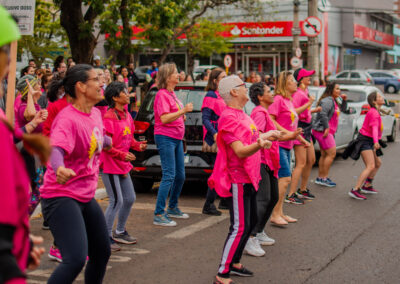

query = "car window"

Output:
[[341, 90, 366, 103], [350, 72, 361, 78], [379, 73, 394, 78], [336, 72, 349, 78]]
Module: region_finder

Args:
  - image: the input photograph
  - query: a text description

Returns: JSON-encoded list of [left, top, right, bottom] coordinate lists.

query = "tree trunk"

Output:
[[59, 0, 97, 64], [118, 0, 134, 64], [159, 43, 174, 65], [187, 48, 195, 76]]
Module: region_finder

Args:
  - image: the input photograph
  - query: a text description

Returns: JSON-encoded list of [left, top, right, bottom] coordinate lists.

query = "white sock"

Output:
[[116, 229, 125, 234]]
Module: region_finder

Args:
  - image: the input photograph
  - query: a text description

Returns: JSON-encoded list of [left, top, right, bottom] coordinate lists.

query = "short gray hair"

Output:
[[156, 63, 177, 90]]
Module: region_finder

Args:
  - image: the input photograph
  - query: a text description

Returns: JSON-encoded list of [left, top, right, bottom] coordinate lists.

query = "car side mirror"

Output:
[[343, 107, 357, 115]]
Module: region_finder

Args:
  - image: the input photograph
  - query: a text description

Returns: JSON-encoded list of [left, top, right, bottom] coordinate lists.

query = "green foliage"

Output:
[[18, 0, 69, 67], [186, 19, 233, 58]]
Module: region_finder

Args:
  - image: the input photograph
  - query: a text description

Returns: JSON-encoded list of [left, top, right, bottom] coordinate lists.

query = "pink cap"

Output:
[[294, 68, 315, 82]]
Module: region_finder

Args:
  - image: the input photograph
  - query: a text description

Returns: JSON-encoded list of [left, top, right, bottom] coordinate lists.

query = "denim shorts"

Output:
[[278, 147, 291, 178]]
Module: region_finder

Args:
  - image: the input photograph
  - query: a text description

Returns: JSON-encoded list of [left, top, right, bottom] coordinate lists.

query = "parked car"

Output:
[[193, 65, 219, 80], [367, 70, 400, 93], [308, 85, 396, 152], [328, 70, 374, 85], [134, 65, 151, 83]]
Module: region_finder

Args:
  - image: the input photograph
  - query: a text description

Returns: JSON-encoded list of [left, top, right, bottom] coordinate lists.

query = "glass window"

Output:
[[350, 72, 361, 78], [341, 90, 367, 103], [336, 72, 349, 78]]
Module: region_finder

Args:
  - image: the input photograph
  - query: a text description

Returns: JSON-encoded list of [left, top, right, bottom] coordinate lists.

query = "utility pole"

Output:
[[307, 0, 320, 84], [292, 0, 301, 63]]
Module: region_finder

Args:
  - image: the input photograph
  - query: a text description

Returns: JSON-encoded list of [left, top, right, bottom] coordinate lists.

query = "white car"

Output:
[[309, 85, 397, 152], [193, 65, 219, 79]]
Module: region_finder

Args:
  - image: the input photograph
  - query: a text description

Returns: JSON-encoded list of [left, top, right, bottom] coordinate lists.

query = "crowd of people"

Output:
[[0, 6, 387, 284]]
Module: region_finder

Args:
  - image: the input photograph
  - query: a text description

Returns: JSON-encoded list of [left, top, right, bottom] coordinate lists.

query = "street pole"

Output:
[[292, 0, 301, 62], [307, 0, 320, 84]]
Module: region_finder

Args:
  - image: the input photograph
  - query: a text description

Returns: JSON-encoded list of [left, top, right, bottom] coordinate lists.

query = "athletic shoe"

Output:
[[202, 204, 222, 216], [360, 186, 378, 194], [153, 214, 177, 226], [48, 246, 62, 263], [326, 178, 337, 187], [231, 264, 254, 277], [314, 177, 323, 185], [112, 230, 137, 244], [244, 237, 265, 257], [166, 207, 189, 219], [348, 188, 367, 200], [256, 231, 275, 246], [284, 193, 304, 205], [110, 237, 121, 252], [42, 221, 50, 230], [296, 189, 315, 200]]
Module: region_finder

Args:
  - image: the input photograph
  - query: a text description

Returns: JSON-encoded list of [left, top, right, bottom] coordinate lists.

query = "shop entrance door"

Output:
[[245, 54, 277, 77]]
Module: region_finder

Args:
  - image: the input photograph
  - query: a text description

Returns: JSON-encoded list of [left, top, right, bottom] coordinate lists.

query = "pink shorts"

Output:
[[312, 129, 336, 150]]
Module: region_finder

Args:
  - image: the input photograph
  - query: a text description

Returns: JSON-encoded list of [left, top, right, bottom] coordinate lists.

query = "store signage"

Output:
[[301, 16, 322, 37], [1, 0, 36, 35], [351, 48, 362, 55], [353, 24, 394, 48]]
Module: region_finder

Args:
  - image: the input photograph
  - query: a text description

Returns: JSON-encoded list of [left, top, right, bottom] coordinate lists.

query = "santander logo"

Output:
[[230, 24, 285, 36]]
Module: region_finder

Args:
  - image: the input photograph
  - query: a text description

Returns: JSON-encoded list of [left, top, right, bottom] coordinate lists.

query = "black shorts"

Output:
[[358, 134, 374, 152]]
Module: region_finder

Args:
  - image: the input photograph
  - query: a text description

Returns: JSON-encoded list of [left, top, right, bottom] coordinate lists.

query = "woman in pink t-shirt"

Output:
[[40, 64, 111, 283], [100, 82, 147, 251], [268, 71, 310, 226], [153, 63, 193, 226], [349, 92, 384, 200], [287, 68, 322, 205], [312, 82, 348, 188]]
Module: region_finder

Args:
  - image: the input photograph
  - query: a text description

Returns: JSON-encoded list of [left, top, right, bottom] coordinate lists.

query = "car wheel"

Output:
[[387, 121, 397, 142], [387, 85, 397, 94], [132, 178, 154, 193]]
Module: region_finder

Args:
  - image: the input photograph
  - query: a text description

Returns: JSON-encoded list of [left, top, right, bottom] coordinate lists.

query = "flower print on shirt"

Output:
[[88, 126, 103, 169], [250, 123, 258, 136], [290, 108, 298, 128], [123, 126, 131, 136]]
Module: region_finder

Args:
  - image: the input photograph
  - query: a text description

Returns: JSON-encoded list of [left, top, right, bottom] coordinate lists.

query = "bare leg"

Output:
[[320, 147, 336, 178], [300, 141, 316, 191], [270, 177, 291, 225], [318, 149, 326, 178], [354, 150, 375, 189], [288, 145, 307, 196]]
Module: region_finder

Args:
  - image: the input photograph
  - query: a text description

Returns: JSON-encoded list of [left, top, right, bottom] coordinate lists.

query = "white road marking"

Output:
[[28, 269, 53, 277], [132, 203, 204, 214], [27, 280, 47, 284], [119, 248, 151, 255], [109, 255, 132, 263], [164, 215, 228, 239]]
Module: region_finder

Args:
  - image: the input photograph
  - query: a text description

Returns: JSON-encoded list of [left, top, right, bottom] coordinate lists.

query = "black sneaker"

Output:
[[231, 265, 253, 277], [202, 204, 222, 216], [218, 198, 229, 210], [284, 193, 304, 205], [42, 221, 50, 230], [296, 189, 315, 200]]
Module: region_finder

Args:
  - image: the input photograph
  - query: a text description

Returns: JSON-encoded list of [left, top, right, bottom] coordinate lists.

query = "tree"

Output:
[[134, 0, 244, 64], [18, 0, 68, 67], [185, 20, 233, 75], [53, 0, 109, 63]]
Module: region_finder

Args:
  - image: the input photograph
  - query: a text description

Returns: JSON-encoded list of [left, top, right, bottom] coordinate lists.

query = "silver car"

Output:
[[328, 70, 374, 85]]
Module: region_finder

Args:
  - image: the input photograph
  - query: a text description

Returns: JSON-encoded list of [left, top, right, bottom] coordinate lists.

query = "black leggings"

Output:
[[41, 197, 111, 284], [252, 165, 279, 235]]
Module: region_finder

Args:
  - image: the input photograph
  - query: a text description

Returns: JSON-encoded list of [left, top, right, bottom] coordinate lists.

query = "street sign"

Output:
[[224, 55, 232, 68], [351, 48, 362, 55], [290, 57, 302, 68], [291, 27, 302, 36], [295, 47, 302, 58], [1, 0, 36, 35], [301, 16, 322, 37]]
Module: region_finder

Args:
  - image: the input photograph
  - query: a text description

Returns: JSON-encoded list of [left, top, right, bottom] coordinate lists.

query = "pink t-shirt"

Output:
[[0, 110, 30, 279], [100, 108, 142, 174], [292, 88, 312, 123], [40, 105, 105, 203], [16, 102, 43, 133], [208, 107, 261, 197], [359, 107, 383, 143], [250, 105, 280, 178], [153, 89, 185, 140], [329, 101, 340, 134], [268, 95, 298, 150]]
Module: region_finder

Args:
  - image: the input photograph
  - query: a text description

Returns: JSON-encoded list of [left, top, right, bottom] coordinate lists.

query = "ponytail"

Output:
[[47, 79, 64, 102], [0, 118, 51, 164]]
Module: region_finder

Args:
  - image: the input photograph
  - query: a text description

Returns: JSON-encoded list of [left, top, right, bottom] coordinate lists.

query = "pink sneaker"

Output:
[[348, 189, 367, 200], [361, 186, 378, 194], [48, 246, 62, 263]]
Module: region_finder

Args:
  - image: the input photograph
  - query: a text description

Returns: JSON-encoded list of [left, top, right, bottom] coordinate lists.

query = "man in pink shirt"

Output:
[[208, 76, 279, 284]]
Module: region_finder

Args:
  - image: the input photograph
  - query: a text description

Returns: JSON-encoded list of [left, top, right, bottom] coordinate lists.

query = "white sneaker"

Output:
[[256, 231, 275, 246], [244, 237, 265, 257]]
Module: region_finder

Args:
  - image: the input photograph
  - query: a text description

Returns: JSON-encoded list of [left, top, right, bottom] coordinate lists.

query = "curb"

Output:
[[31, 188, 108, 219]]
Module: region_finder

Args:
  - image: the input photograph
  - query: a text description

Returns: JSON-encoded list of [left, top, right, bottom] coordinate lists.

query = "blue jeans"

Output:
[[278, 147, 292, 178], [154, 134, 185, 215]]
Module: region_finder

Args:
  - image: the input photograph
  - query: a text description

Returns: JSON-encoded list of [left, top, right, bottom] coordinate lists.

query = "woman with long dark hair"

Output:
[[201, 67, 226, 216], [312, 81, 348, 187], [348, 92, 383, 200], [40, 64, 111, 283]]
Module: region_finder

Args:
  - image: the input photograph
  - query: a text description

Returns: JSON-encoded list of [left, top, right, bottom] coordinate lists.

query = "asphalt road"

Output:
[[28, 136, 400, 284]]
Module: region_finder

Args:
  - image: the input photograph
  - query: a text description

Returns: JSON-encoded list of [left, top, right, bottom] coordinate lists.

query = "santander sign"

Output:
[[222, 21, 306, 38]]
